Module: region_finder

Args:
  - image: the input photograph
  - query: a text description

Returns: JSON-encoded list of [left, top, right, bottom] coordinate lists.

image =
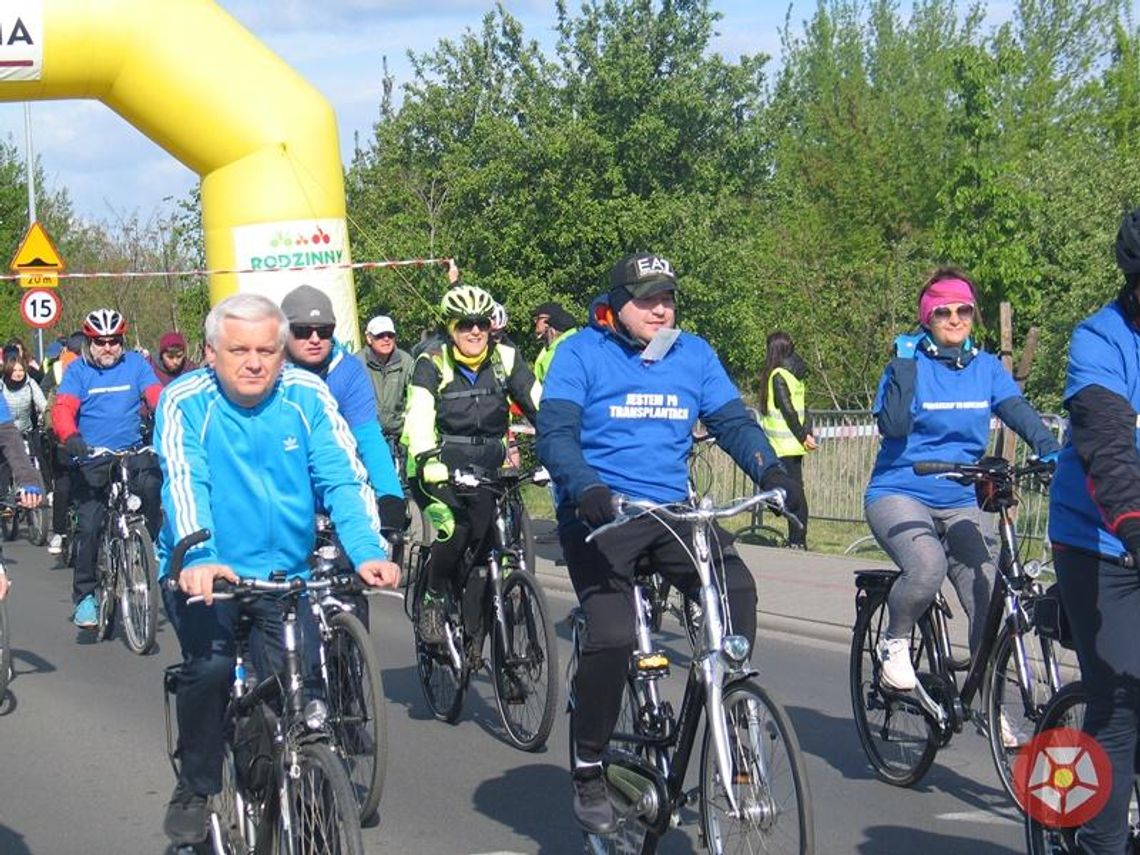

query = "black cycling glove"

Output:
[[1115, 517, 1140, 569], [577, 484, 616, 528], [759, 467, 805, 522], [64, 433, 89, 460], [377, 495, 408, 532]]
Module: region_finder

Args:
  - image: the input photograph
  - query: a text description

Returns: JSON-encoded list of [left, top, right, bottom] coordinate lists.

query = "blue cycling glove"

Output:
[[893, 332, 927, 359]]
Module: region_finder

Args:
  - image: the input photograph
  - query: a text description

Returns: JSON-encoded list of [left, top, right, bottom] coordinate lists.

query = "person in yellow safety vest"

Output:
[[758, 331, 816, 548], [531, 302, 580, 383], [402, 284, 541, 645]]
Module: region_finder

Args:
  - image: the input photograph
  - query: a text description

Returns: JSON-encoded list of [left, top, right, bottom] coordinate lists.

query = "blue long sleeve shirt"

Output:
[[154, 365, 387, 580]]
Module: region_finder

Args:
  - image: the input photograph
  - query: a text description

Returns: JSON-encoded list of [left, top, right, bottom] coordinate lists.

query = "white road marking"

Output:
[[935, 809, 1019, 825]]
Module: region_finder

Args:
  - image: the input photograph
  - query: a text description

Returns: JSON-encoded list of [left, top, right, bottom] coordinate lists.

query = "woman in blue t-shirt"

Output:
[[865, 268, 1059, 693]]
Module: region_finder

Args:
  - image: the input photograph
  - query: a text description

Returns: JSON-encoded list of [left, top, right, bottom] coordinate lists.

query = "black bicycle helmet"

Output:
[[1116, 207, 1140, 275]]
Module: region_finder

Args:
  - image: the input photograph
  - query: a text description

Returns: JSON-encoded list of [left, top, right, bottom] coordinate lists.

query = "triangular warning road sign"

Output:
[[10, 221, 64, 272]]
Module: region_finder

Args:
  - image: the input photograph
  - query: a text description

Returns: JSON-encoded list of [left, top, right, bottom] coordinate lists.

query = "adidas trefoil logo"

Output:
[[283, 435, 300, 452]]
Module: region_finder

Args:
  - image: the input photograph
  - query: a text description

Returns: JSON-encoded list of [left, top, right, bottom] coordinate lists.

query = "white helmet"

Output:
[[490, 302, 508, 333]]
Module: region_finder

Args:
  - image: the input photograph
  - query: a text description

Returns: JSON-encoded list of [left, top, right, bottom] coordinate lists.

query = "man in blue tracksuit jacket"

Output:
[[281, 284, 405, 533], [155, 293, 398, 847], [536, 252, 803, 834]]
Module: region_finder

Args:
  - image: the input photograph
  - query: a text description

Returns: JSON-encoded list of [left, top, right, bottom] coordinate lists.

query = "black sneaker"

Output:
[[418, 596, 446, 645], [572, 768, 617, 835], [163, 782, 208, 845]]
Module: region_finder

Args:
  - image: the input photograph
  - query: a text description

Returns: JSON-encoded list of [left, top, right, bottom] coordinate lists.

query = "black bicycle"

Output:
[[83, 446, 159, 654], [163, 529, 365, 855], [1, 433, 48, 546], [1023, 681, 1140, 853], [850, 456, 1076, 808], [568, 488, 814, 855], [309, 524, 388, 825], [406, 457, 559, 751]]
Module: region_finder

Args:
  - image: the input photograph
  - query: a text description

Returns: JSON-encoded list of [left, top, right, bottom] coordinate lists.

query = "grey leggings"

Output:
[[865, 494, 997, 654]]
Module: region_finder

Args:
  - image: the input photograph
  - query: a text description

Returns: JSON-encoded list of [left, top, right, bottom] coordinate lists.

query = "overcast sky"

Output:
[[0, 0, 1022, 226]]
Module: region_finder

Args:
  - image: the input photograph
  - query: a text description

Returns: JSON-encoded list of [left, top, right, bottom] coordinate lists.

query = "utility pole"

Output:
[[23, 102, 43, 363]]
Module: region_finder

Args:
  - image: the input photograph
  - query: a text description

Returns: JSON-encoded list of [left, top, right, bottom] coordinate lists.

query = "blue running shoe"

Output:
[[73, 594, 98, 628]]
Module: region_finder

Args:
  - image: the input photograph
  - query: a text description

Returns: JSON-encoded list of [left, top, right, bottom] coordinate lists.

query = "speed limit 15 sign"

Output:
[[20, 288, 62, 329]]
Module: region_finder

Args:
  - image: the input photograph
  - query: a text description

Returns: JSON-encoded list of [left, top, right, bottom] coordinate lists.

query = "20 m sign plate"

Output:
[[20, 287, 60, 328]]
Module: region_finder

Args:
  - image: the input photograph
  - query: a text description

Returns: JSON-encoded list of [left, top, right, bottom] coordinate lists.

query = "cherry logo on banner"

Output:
[[1013, 727, 1112, 827]]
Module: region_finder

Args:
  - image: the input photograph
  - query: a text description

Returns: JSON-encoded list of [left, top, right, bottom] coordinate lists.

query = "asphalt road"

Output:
[[0, 535, 1027, 854]]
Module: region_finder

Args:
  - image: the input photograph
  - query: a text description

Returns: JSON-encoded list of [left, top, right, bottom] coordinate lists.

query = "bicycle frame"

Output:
[[579, 488, 788, 828], [899, 469, 1064, 738]]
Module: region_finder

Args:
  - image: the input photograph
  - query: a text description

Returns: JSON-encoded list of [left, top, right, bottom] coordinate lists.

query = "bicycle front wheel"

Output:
[[491, 572, 558, 751], [1024, 683, 1088, 854], [25, 505, 47, 547], [700, 680, 813, 854], [414, 592, 468, 723], [984, 622, 1078, 810], [95, 534, 118, 642], [272, 741, 364, 855], [325, 610, 387, 824], [119, 524, 157, 655], [0, 598, 11, 697], [849, 587, 938, 786]]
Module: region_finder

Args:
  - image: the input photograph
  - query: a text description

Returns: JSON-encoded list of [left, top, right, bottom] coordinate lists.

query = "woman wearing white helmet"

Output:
[[402, 285, 540, 644]]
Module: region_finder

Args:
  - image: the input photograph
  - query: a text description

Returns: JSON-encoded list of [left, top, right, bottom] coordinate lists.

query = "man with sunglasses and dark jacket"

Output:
[[281, 286, 405, 536]]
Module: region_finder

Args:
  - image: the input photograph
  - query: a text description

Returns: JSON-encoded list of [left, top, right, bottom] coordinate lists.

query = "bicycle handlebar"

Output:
[[164, 528, 367, 603], [584, 488, 789, 543], [911, 456, 1054, 484]]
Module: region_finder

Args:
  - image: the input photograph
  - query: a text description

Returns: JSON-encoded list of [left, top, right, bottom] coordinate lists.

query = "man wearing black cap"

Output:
[[536, 252, 804, 834], [530, 301, 579, 383], [280, 285, 406, 539]]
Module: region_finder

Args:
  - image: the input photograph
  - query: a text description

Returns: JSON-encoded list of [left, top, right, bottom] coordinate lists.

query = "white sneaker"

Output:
[[999, 711, 1029, 748], [876, 637, 917, 691], [47, 533, 63, 555]]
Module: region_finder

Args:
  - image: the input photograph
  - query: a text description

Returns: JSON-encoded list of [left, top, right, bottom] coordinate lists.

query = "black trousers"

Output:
[[162, 584, 320, 795], [561, 513, 757, 762], [71, 458, 162, 601], [779, 454, 808, 548], [411, 479, 496, 597], [1057, 547, 1140, 854]]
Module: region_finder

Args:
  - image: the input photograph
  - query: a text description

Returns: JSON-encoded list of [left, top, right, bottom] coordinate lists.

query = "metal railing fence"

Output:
[[688, 409, 1066, 560]]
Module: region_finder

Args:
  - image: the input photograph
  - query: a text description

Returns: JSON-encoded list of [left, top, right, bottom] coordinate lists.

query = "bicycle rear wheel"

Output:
[[984, 622, 1077, 810], [119, 524, 157, 654], [700, 680, 813, 854], [325, 610, 387, 824], [0, 598, 11, 697], [491, 572, 558, 751], [573, 681, 654, 855], [849, 587, 938, 786], [272, 741, 364, 855]]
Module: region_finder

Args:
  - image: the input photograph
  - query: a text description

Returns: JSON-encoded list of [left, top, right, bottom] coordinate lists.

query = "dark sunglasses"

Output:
[[92, 336, 124, 347], [455, 317, 492, 332], [373, 332, 395, 340], [291, 324, 335, 341], [930, 304, 975, 322]]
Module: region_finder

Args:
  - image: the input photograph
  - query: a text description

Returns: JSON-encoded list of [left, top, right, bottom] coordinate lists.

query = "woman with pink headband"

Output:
[[863, 267, 1060, 703]]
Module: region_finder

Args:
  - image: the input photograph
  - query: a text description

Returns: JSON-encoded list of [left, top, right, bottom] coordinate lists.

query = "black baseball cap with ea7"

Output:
[[609, 253, 677, 314]]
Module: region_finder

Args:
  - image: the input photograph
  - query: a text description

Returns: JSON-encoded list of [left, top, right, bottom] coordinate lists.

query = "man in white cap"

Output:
[[357, 315, 414, 445]]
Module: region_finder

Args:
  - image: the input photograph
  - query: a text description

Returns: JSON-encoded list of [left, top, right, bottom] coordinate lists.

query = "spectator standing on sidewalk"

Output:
[[357, 314, 414, 450], [757, 331, 815, 548]]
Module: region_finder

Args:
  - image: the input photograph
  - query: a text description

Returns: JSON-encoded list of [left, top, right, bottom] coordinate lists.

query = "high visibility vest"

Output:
[[759, 367, 806, 457]]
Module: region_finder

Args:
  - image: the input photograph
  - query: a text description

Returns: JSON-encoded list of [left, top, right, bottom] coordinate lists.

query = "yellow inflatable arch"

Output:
[[0, 0, 360, 346]]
